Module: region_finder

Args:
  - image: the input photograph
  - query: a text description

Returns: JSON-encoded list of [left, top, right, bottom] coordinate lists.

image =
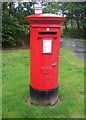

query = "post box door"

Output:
[[40, 37, 60, 89], [30, 27, 60, 90]]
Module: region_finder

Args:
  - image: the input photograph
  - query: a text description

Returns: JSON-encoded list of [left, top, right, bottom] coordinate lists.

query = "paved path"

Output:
[[60, 39, 86, 59]]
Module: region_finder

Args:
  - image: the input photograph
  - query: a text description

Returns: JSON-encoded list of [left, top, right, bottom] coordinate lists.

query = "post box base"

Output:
[[29, 86, 58, 106]]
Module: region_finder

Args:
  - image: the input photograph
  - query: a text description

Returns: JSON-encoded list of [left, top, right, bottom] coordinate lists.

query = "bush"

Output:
[[62, 27, 84, 39], [2, 15, 29, 47]]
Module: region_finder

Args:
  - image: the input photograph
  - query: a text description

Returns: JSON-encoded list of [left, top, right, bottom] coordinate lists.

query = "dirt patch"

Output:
[[58, 96, 63, 102], [26, 96, 59, 106], [26, 95, 63, 107], [79, 91, 84, 96]]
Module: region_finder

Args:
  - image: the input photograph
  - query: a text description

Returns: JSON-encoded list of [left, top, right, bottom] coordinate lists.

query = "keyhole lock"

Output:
[[56, 56, 58, 58], [52, 63, 56, 67]]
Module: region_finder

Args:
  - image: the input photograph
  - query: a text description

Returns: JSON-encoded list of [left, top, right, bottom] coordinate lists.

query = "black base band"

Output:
[[29, 86, 58, 106]]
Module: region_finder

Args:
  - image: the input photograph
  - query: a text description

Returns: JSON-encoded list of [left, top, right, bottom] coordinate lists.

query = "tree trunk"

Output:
[[83, 26, 86, 39], [76, 19, 80, 31], [64, 21, 68, 35], [9, 2, 14, 16], [71, 20, 73, 29]]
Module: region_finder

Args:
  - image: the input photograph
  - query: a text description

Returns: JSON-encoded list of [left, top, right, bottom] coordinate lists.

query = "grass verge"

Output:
[[2, 48, 84, 118]]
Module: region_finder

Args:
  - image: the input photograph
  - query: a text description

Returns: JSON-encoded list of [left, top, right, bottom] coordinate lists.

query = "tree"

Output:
[[59, 2, 86, 38], [2, 2, 34, 47], [43, 2, 59, 14]]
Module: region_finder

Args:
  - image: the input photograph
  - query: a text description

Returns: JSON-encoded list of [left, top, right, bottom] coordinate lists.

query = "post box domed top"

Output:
[[25, 13, 66, 21], [25, 13, 66, 27]]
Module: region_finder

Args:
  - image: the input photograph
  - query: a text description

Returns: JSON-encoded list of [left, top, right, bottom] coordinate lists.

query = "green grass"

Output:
[[61, 37, 85, 41], [2, 48, 84, 118], [0, 51, 2, 120]]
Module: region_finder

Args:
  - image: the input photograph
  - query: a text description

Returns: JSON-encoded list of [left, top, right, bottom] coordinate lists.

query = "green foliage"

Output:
[[2, 2, 33, 47], [58, 2, 86, 38], [62, 27, 84, 39], [2, 15, 29, 46], [2, 48, 84, 118], [43, 2, 86, 39], [43, 2, 59, 14], [2, 2, 86, 47]]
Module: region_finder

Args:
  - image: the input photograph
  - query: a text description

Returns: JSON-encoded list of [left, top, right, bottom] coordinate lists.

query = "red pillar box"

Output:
[[25, 13, 66, 106]]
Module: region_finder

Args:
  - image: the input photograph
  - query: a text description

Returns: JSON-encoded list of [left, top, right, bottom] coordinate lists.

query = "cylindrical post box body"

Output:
[[25, 13, 66, 106]]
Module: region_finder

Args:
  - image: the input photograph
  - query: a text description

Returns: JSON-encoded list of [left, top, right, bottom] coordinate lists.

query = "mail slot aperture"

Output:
[[39, 32, 57, 35]]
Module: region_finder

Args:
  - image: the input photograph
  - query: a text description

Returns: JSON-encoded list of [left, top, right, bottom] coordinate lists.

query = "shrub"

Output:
[[2, 15, 29, 47]]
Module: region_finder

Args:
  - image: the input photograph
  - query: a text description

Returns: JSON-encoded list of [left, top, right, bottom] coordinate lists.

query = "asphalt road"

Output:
[[60, 39, 86, 59]]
